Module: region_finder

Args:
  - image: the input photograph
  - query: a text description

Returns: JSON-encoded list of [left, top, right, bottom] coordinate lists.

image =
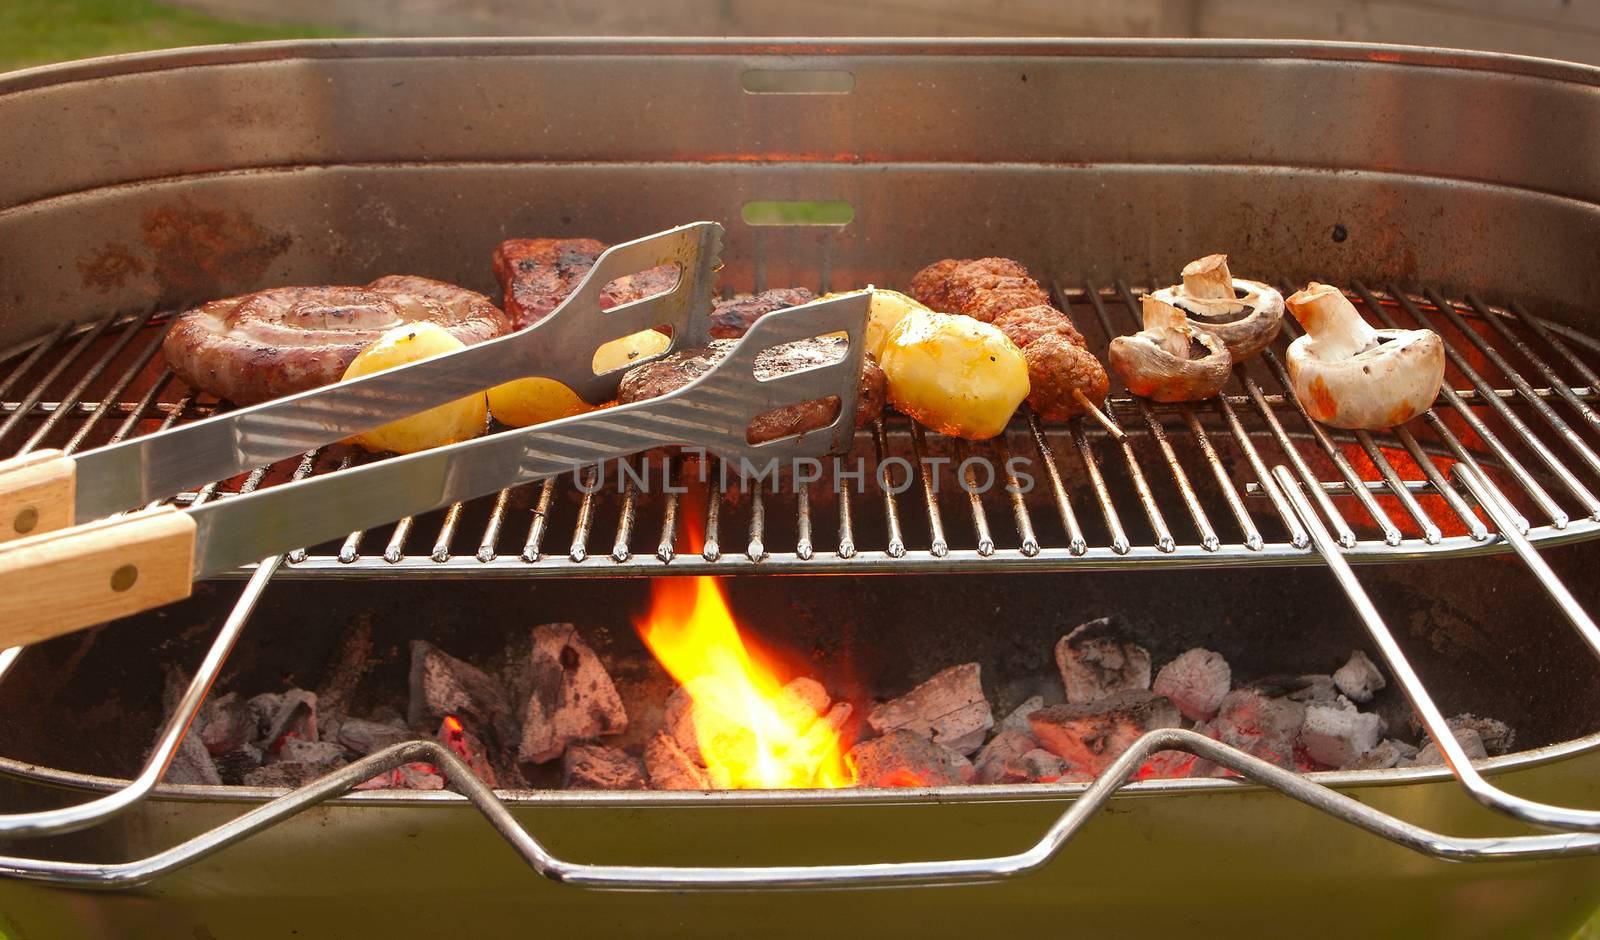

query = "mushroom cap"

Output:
[[1153, 278, 1284, 362], [1285, 327, 1445, 429], [1109, 329, 1232, 403]]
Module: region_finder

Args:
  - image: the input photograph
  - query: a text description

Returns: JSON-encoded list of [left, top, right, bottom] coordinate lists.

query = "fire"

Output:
[[637, 576, 853, 789]]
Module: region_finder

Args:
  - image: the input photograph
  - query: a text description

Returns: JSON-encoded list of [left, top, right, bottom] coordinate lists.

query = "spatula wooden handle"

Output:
[[0, 449, 75, 543], [0, 506, 196, 648]]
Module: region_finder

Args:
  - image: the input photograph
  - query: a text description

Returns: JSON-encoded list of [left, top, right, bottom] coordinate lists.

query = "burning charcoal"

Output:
[[1014, 750, 1074, 782], [1248, 674, 1336, 703], [974, 728, 1038, 783], [817, 701, 854, 737], [848, 730, 974, 787], [439, 716, 498, 788], [314, 616, 374, 743], [1152, 648, 1231, 721], [1333, 650, 1386, 703], [409, 641, 516, 742], [262, 689, 318, 754], [1029, 691, 1180, 775], [998, 696, 1045, 734], [516, 624, 627, 765], [776, 676, 831, 730], [1448, 714, 1514, 755], [162, 732, 222, 786], [1054, 618, 1151, 704], [1139, 748, 1200, 779], [644, 731, 712, 790], [867, 662, 994, 756], [1200, 689, 1305, 770], [1301, 702, 1385, 768], [1350, 738, 1420, 770], [279, 737, 346, 770], [337, 718, 414, 756], [248, 691, 284, 739], [212, 742, 263, 784], [198, 691, 254, 756], [356, 763, 447, 792], [1286, 675, 1338, 704], [1414, 727, 1488, 766], [564, 743, 647, 790]]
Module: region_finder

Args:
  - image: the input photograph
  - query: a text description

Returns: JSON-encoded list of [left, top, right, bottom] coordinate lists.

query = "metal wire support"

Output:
[[4, 725, 1599, 891], [1273, 464, 1600, 833], [0, 555, 283, 838]]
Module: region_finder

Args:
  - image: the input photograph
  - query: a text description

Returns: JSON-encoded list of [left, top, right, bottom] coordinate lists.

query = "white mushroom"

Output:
[[1284, 283, 1445, 430], [1150, 254, 1284, 361], [1108, 295, 1232, 402]]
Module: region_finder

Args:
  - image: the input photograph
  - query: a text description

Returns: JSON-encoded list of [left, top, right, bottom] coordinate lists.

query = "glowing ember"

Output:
[[637, 576, 853, 789]]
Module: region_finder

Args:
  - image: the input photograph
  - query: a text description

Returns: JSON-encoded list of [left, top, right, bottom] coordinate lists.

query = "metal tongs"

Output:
[[0, 222, 872, 648]]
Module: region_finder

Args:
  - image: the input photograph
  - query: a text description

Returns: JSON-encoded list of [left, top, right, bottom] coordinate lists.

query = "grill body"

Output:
[[2, 38, 1600, 938]]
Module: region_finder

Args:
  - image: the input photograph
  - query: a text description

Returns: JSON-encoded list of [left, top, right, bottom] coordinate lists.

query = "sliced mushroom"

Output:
[[1109, 295, 1233, 402], [1284, 282, 1445, 430], [1150, 254, 1284, 361]]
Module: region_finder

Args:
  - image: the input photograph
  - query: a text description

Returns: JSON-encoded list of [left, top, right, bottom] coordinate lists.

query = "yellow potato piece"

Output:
[[342, 322, 487, 454], [488, 329, 671, 428], [864, 288, 928, 360], [879, 309, 1029, 440]]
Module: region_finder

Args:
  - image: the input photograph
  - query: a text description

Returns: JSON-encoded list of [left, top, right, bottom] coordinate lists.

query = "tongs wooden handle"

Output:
[[0, 449, 76, 544], [0, 292, 872, 649], [0, 221, 726, 539]]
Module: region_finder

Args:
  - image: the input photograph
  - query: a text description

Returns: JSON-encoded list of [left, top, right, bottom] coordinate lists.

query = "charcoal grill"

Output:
[[1, 37, 1600, 939]]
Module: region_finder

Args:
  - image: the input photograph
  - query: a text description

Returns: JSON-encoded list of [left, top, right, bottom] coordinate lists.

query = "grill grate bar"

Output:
[[21, 311, 156, 455], [1476, 299, 1600, 432], [1102, 281, 1222, 551], [63, 321, 171, 454], [954, 439, 995, 556], [0, 314, 118, 450], [478, 488, 513, 563], [657, 461, 682, 562], [870, 420, 908, 558], [702, 471, 722, 561], [1432, 289, 1600, 485], [906, 423, 949, 557], [0, 323, 72, 404], [1388, 286, 1595, 523], [1025, 411, 1087, 555], [521, 478, 558, 562], [1078, 282, 1174, 552]]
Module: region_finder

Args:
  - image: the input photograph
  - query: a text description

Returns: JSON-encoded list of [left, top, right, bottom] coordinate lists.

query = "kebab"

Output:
[[907, 258, 1122, 440], [1283, 282, 1445, 430], [1108, 294, 1233, 402]]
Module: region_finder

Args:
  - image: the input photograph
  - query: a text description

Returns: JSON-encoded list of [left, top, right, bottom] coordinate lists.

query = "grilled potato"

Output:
[[878, 309, 1029, 440], [342, 322, 488, 454], [487, 329, 671, 428]]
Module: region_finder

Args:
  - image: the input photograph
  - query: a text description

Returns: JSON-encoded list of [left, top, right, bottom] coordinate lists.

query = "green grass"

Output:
[[0, 0, 341, 72]]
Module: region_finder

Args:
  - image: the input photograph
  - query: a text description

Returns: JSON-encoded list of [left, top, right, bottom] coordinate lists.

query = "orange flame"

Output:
[[637, 576, 853, 789]]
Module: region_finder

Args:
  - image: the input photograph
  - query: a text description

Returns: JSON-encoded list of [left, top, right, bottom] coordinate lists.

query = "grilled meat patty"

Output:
[[492, 237, 679, 330], [709, 287, 816, 338], [161, 275, 510, 405], [909, 258, 1108, 422], [911, 257, 1051, 323], [618, 337, 886, 444]]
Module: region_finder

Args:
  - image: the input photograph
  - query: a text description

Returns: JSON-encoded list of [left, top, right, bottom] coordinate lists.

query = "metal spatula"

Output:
[[0, 291, 871, 649], [0, 221, 725, 541]]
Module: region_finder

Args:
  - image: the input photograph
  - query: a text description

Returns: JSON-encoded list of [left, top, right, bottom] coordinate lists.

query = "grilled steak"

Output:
[[161, 275, 510, 405], [709, 288, 815, 338], [911, 257, 1050, 323], [492, 237, 679, 330], [618, 337, 886, 444]]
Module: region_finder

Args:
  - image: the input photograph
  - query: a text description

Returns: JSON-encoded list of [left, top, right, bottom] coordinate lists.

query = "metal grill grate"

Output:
[[1, 279, 1597, 576]]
